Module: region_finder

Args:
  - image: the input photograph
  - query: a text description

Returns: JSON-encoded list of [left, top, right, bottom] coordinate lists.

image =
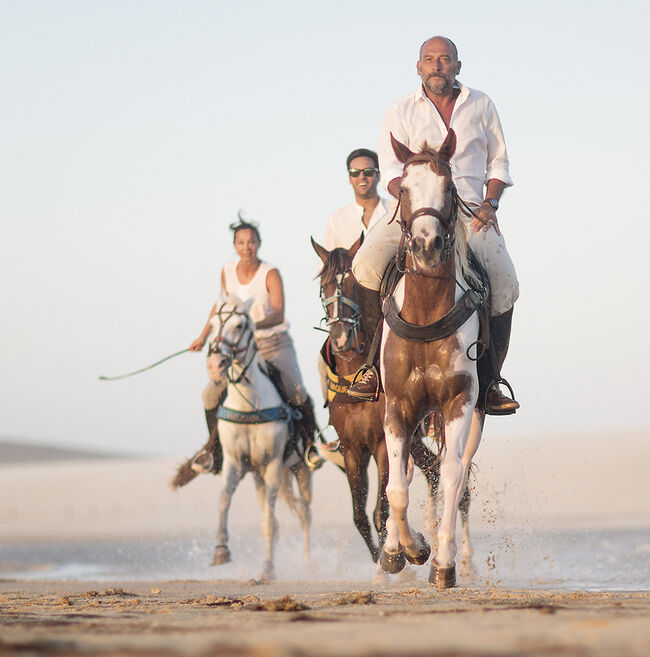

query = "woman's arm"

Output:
[[255, 268, 285, 330]]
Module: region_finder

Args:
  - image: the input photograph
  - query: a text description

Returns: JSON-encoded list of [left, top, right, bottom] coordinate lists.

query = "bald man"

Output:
[[348, 36, 520, 415]]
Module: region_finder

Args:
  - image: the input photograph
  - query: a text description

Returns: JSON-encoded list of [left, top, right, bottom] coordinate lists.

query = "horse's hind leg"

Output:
[[344, 449, 377, 562], [373, 440, 390, 548], [458, 483, 476, 579], [213, 460, 244, 566]]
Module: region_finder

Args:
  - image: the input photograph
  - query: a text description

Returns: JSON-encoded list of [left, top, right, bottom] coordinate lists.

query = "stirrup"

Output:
[[190, 449, 214, 473], [304, 444, 324, 471], [347, 365, 380, 402], [483, 377, 518, 416]]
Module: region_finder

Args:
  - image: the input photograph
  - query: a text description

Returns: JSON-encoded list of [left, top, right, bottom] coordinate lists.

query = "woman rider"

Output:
[[186, 216, 322, 474]]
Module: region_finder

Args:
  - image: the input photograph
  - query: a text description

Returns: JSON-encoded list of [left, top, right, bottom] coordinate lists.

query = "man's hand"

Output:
[[189, 337, 206, 352], [471, 203, 501, 235]]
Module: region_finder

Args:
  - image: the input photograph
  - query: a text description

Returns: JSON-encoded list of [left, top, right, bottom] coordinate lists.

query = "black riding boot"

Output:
[[347, 287, 382, 401], [477, 307, 519, 415], [191, 407, 223, 474]]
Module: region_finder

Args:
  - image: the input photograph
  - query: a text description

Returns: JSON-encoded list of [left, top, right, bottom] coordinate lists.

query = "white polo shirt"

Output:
[[379, 82, 513, 205], [323, 197, 393, 251]]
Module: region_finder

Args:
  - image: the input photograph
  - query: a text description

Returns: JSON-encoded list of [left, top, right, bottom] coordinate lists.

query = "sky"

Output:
[[1, 0, 649, 457]]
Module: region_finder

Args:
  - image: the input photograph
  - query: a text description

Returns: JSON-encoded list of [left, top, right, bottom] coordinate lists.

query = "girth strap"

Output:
[[217, 405, 293, 424], [383, 289, 484, 342]]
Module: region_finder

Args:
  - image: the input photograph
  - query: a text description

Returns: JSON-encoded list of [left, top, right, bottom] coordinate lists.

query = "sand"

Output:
[[1, 435, 649, 656], [1, 580, 649, 656]]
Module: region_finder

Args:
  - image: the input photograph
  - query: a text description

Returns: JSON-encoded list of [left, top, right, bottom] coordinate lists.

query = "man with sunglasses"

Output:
[[348, 36, 520, 416], [323, 148, 392, 250]]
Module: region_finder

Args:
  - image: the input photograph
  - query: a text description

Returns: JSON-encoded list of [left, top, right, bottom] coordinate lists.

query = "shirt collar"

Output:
[[414, 80, 469, 103]]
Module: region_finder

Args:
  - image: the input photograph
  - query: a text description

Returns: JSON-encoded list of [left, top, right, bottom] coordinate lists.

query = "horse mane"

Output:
[[453, 217, 481, 289], [316, 248, 352, 285]]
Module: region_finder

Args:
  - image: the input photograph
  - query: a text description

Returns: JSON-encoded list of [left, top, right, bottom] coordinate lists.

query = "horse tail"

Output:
[[170, 458, 200, 489]]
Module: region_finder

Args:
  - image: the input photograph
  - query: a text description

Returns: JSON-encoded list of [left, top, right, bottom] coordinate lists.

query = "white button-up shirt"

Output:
[[379, 82, 513, 205], [323, 197, 393, 250]]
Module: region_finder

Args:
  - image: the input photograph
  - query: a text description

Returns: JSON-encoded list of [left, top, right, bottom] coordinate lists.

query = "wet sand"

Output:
[[1, 436, 649, 656], [1, 579, 649, 656]]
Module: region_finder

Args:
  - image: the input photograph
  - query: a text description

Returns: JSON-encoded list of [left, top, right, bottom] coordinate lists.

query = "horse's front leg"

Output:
[[213, 456, 245, 566], [431, 404, 478, 587], [259, 458, 282, 581], [381, 405, 430, 574]]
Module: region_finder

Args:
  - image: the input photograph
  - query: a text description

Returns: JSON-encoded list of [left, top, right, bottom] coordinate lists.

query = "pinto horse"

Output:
[[207, 300, 312, 580], [379, 130, 486, 588], [312, 236, 447, 566]]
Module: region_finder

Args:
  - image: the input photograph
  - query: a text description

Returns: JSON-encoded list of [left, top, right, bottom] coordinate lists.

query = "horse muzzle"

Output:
[[410, 234, 444, 269], [206, 352, 230, 382]]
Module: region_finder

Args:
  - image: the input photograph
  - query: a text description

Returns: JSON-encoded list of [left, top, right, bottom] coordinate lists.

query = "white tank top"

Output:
[[222, 260, 289, 338]]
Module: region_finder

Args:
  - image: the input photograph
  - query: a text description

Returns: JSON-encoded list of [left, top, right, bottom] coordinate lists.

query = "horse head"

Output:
[[206, 298, 256, 383], [312, 235, 364, 354], [392, 130, 458, 271]]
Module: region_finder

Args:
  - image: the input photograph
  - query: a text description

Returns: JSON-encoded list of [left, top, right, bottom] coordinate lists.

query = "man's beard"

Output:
[[423, 73, 452, 96]]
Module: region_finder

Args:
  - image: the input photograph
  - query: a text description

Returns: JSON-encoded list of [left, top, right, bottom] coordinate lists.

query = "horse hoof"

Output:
[[404, 532, 431, 566], [212, 545, 231, 566], [380, 547, 406, 574], [428, 561, 456, 589]]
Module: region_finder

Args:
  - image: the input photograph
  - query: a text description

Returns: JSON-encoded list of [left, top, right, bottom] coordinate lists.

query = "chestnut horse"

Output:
[[312, 236, 450, 565], [378, 130, 486, 588]]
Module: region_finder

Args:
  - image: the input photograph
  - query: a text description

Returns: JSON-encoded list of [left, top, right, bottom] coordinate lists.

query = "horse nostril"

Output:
[[432, 235, 443, 251]]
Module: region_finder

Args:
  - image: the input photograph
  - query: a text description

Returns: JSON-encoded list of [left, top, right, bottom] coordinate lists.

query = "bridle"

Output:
[[207, 303, 257, 384], [388, 157, 465, 273], [318, 268, 363, 354]]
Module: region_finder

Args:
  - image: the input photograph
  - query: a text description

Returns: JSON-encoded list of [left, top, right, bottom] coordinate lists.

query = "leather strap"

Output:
[[383, 289, 483, 342]]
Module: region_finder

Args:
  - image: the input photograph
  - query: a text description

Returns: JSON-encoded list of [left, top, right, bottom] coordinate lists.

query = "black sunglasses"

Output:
[[348, 168, 378, 178]]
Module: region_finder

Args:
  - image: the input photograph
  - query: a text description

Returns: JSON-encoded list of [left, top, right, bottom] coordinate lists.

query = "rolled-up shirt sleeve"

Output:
[[484, 100, 513, 188], [378, 105, 408, 193]]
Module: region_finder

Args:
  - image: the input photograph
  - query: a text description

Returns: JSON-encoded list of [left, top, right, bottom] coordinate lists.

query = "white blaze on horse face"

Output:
[[402, 163, 448, 264]]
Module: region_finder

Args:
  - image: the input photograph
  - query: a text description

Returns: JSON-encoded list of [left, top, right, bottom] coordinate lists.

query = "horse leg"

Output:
[[259, 460, 282, 581], [213, 459, 244, 566], [430, 406, 476, 588], [290, 461, 312, 564], [381, 411, 430, 574], [410, 434, 440, 545], [373, 439, 390, 548], [459, 409, 483, 578], [344, 449, 377, 562]]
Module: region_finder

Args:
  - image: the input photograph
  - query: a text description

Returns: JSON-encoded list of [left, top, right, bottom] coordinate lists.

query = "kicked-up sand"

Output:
[[0, 431, 649, 656]]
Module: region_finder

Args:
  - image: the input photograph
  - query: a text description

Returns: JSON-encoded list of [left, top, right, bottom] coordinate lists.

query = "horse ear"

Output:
[[311, 236, 330, 264], [349, 233, 364, 257], [391, 133, 414, 164], [438, 129, 457, 161]]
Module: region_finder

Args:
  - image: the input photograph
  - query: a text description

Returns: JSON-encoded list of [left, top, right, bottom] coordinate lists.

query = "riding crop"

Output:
[[98, 349, 190, 381]]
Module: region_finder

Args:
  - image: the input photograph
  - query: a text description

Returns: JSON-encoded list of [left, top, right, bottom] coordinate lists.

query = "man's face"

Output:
[[417, 37, 461, 97], [348, 156, 379, 200]]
